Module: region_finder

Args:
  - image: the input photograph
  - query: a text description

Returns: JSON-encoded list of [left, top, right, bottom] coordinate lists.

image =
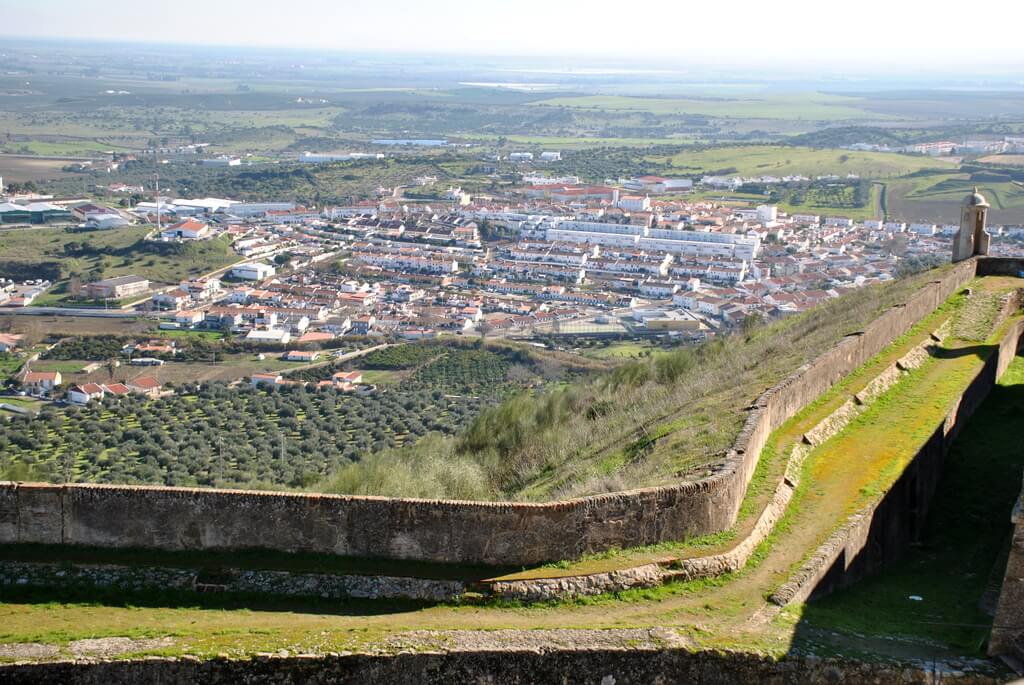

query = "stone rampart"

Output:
[[989, 479, 1024, 659], [0, 259, 992, 565], [0, 646, 1005, 685], [770, 316, 1024, 606]]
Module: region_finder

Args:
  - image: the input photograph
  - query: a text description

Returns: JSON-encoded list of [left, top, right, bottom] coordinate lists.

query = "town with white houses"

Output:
[[3, 163, 1024, 366]]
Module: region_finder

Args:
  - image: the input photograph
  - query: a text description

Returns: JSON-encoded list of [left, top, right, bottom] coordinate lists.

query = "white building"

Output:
[[509, 152, 534, 162], [230, 262, 277, 281], [86, 213, 130, 229], [756, 205, 778, 224], [245, 329, 291, 344], [546, 221, 759, 260], [171, 197, 236, 214], [617, 195, 651, 212], [663, 178, 694, 191], [539, 151, 562, 162], [161, 219, 212, 240], [824, 217, 855, 228], [201, 156, 241, 167], [299, 152, 384, 163]]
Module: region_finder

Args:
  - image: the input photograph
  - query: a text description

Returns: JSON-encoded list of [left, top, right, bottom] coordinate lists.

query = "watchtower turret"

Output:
[[952, 187, 990, 262]]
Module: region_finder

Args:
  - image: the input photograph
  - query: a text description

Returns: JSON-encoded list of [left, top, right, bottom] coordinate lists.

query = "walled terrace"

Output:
[[0, 259, 1023, 681], [0, 258, 1009, 568]]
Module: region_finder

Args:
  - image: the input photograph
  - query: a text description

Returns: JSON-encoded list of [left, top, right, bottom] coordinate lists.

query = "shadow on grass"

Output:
[[0, 583, 435, 618], [929, 343, 996, 361], [0, 544, 515, 582], [788, 356, 1024, 661]]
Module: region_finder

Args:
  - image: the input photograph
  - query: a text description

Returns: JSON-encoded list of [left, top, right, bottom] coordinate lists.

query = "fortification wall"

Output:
[[0, 259, 990, 565], [989, 481, 1024, 659], [771, 315, 1024, 607], [0, 647, 1003, 685]]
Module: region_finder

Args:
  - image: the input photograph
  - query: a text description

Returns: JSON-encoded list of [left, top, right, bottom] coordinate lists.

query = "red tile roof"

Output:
[[129, 376, 161, 390]]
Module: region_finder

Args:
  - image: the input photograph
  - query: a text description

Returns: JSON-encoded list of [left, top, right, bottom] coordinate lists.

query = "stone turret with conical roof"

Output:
[[952, 187, 991, 262]]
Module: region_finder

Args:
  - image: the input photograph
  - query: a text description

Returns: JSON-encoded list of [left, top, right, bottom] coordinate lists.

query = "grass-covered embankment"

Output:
[[793, 356, 1024, 655], [435, 267, 956, 501]]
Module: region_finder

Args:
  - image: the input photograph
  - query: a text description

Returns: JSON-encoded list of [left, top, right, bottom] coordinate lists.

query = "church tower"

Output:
[[952, 187, 990, 262]]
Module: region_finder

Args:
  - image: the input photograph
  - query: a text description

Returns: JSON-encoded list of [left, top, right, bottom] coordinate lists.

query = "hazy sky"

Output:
[[6, 0, 1024, 70]]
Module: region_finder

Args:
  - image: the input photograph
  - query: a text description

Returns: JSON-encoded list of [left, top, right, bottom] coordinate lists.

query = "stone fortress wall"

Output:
[[0, 645, 1005, 685], [989, 478, 1024, 660], [0, 257, 1014, 566]]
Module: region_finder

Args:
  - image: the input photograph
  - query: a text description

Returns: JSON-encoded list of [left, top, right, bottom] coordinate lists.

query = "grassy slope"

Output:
[[795, 355, 1024, 655], [0, 225, 238, 302], [650, 145, 953, 178], [498, 291, 968, 580], [886, 171, 1024, 224], [513, 267, 956, 501], [0, 280, 1020, 663]]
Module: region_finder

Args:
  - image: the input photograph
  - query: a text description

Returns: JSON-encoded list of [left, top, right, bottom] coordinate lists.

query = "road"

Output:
[[1, 307, 141, 318]]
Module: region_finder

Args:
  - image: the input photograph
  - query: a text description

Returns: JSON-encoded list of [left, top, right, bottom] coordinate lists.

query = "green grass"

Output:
[[0, 281, 1019, 663], [0, 225, 238, 304], [489, 292, 975, 580], [906, 174, 1024, 210], [578, 341, 658, 360], [0, 139, 132, 156], [529, 93, 886, 121], [0, 397, 46, 411], [650, 145, 953, 179], [0, 354, 25, 382], [357, 369, 402, 385], [25, 360, 90, 375], [886, 171, 1024, 223], [796, 355, 1024, 653], [0, 226, 151, 262]]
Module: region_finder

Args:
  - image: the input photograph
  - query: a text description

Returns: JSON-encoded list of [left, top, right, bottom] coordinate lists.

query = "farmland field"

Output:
[[0, 154, 83, 182], [648, 145, 954, 178], [529, 93, 887, 120], [885, 171, 1024, 224], [978, 154, 1024, 166]]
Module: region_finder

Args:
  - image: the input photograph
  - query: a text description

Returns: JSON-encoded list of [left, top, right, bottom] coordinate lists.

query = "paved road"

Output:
[[2, 307, 142, 318]]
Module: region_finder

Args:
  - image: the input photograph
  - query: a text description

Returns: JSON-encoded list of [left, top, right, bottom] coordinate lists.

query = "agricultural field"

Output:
[[649, 145, 954, 178], [977, 154, 1024, 166], [0, 338, 588, 496], [0, 315, 155, 340], [885, 170, 1024, 224], [0, 382, 486, 489], [529, 93, 887, 121], [576, 339, 663, 360], [24, 353, 308, 388], [25, 333, 373, 386], [289, 340, 572, 397], [0, 154, 83, 182]]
